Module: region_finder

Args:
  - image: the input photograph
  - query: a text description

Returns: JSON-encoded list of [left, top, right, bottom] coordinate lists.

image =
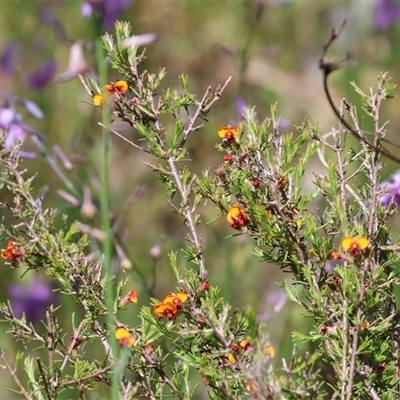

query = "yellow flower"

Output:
[[227, 205, 247, 229], [115, 327, 135, 348], [240, 339, 250, 351], [264, 344, 275, 358], [218, 125, 237, 140], [92, 93, 104, 108], [360, 321, 370, 331], [153, 291, 188, 320], [228, 353, 237, 364], [342, 236, 369, 257], [245, 381, 257, 393]]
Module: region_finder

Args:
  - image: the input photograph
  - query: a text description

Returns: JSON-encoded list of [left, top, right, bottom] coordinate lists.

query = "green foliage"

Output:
[[1, 17, 400, 400]]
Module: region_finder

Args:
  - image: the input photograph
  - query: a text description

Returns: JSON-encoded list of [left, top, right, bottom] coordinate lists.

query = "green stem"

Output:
[[237, 7, 264, 94], [95, 34, 119, 399]]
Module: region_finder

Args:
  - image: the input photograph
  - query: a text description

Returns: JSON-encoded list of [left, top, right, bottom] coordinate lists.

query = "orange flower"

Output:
[[105, 80, 129, 95], [328, 251, 341, 260], [218, 125, 237, 141], [360, 321, 370, 331], [342, 236, 369, 257], [115, 327, 136, 348], [1, 240, 22, 261], [119, 289, 138, 308], [153, 291, 188, 320], [264, 344, 275, 358], [240, 339, 250, 351], [92, 93, 104, 107], [227, 205, 247, 229], [246, 381, 257, 393]]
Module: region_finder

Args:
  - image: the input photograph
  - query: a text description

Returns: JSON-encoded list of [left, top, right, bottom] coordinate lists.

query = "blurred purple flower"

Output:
[[0, 108, 26, 149], [379, 169, 400, 209], [122, 33, 158, 48], [235, 97, 247, 122], [56, 41, 88, 83], [277, 118, 291, 131], [9, 277, 55, 325], [81, 0, 132, 29], [0, 41, 15, 75], [257, 289, 287, 322], [27, 60, 57, 91], [17, 98, 44, 119], [374, 0, 400, 30], [0, 104, 44, 149]]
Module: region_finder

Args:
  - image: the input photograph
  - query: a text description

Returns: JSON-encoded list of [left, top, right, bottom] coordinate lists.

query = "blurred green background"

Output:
[[1, 0, 400, 398]]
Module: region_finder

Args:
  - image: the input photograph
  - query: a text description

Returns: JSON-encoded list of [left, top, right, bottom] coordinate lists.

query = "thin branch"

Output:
[[319, 20, 400, 165], [0, 351, 33, 400], [317, 129, 367, 213], [167, 157, 207, 280], [59, 366, 112, 388], [100, 123, 152, 155], [179, 76, 232, 149], [36, 358, 52, 400]]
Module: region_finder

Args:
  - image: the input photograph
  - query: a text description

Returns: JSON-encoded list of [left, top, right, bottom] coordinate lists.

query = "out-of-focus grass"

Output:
[[1, 1, 400, 398]]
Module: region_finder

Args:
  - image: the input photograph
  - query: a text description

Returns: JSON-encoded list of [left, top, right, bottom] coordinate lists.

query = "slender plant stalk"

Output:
[[237, 6, 264, 94], [94, 33, 119, 399]]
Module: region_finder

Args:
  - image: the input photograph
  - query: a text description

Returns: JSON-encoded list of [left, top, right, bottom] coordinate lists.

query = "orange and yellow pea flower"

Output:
[[153, 291, 188, 320], [115, 327, 136, 348], [228, 352, 237, 364], [342, 236, 369, 257], [246, 381, 257, 393], [105, 80, 129, 95], [218, 125, 237, 141], [92, 80, 129, 107], [360, 321, 370, 331], [227, 205, 247, 229], [264, 344, 275, 358], [92, 93, 104, 108], [119, 290, 138, 308], [1, 240, 22, 261], [240, 339, 250, 351]]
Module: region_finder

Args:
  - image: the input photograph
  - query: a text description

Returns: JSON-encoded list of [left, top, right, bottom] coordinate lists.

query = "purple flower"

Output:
[[56, 41, 88, 83], [81, 0, 132, 29], [104, 0, 132, 28], [0, 104, 44, 149], [0, 108, 26, 149], [8, 277, 56, 325], [277, 118, 291, 131], [122, 33, 158, 48], [257, 289, 287, 322], [27, 60, 57, 91], [0, 41, 15, 76], [379, 169, 400, 209], [235, 97, 247, 122], [374, 0, 400, 30]]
